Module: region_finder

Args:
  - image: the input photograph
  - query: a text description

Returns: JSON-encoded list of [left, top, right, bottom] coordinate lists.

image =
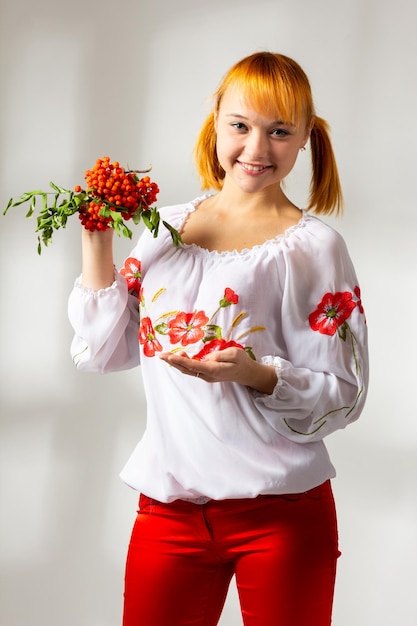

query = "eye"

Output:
[[271, 127, 290, 137], [231, 122, 248, 131]]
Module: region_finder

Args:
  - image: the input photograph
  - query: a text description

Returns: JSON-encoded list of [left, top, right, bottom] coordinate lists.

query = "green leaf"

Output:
[[49, 181, 70, 194], [119, 223, 133, 239], [131, 206, 143, 224], [73, 192, 86, 207], [141, 210, 153, 232], [244, 346, 256, 361], [142, 208, 161, 238], [52, 193, 60, 209], [162, 220, 183, 247], [26, 195, 36, 218], [154, 322, 168, 335], [203, 325, 222, 341], [99, 205, 112, 218], [338, 322, 348, 342], [36, 218, 52, 231], [3, 197, 14, 215], [8, 193, 33, 208]]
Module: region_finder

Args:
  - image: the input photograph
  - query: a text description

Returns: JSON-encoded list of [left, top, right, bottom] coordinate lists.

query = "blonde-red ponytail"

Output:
[[308, 116, 343, 215]]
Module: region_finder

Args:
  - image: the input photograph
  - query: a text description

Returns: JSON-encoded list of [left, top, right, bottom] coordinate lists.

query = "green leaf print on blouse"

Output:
[[284, 287, 366, 436], [138, 286, 265, 360]]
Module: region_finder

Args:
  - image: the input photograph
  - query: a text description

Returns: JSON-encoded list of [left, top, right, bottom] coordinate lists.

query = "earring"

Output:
[[300, 146, 306, 151]]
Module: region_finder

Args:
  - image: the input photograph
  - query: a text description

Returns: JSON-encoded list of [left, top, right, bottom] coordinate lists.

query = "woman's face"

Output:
[[215, 86, 311, 195]]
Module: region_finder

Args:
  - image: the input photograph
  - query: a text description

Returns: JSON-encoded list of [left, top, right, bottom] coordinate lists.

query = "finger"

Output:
[[202, 347, 241, 364], [159, 352, 189, 365], [160, 353, 202, 377]]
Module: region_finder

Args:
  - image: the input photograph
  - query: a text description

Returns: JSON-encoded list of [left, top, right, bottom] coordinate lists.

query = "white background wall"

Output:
[[1, 1, 416, 625]]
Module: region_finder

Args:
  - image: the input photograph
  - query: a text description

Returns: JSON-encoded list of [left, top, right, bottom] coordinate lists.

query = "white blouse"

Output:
[[68, 197, 369, 502]]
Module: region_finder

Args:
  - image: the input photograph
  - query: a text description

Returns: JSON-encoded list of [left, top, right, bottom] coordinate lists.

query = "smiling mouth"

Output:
[[238, 161, 271, 173]]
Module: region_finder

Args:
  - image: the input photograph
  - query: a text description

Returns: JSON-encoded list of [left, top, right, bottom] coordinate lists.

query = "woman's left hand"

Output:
[[159, 348, 277, 394]]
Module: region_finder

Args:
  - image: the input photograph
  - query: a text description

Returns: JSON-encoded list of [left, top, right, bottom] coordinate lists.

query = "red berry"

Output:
[[77, 157, 159, 232]]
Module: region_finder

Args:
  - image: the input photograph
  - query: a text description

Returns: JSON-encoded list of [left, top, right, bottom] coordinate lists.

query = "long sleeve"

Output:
[[253, 219, 369, 443], [68, 270, 140, 373]]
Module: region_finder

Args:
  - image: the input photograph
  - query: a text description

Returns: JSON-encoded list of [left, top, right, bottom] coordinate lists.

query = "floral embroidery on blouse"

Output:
[[138, 316, 163, 357], [120, 257, 142, 294], [193, 338, 246, 361], [308, 290, 357, 336], [137, 285, 265, 359], [119, 255, 366, 437], [167, 310, 209, 346], [284, 286, 366, 436]]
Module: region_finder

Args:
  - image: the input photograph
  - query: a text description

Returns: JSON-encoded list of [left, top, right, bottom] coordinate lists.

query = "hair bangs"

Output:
[[243, 75, 305, 128], [216, 53, 313, 129]]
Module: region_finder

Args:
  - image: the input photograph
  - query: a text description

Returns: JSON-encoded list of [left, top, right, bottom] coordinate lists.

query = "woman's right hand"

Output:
[[160, 347, 278, 394]]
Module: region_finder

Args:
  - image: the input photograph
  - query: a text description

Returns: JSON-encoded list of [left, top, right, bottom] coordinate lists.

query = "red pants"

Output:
[[123, 480, 340, 626]]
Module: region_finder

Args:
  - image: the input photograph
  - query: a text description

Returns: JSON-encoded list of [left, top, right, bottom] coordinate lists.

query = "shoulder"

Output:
[[276, 215, 362, 317], [158, 195, 211, 224], [285, 213, 349, 258], [303, 213, 347, 245], [279, 213, 356, 283], [130, 196, 209, 257]]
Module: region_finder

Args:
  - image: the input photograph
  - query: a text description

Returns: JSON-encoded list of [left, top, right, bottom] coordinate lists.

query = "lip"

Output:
[[238, 161, 272, 174]]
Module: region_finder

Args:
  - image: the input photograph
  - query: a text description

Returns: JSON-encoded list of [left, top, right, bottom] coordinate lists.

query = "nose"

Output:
[[244, 129, 268, 160]]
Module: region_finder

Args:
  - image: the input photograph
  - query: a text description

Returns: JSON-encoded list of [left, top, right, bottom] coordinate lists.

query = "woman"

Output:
[[69, 51, 369, 626]]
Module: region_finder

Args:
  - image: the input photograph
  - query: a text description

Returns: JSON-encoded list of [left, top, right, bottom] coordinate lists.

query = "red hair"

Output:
[[194, 52, 343, 215]]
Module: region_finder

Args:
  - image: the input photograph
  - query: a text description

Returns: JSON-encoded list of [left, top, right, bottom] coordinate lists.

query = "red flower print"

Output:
[[167, 310, 209, 346], [120, 257, 141, 295], [139, 316, 163, 357], [221, 288, 239, 306], [354, 285, 365, 315], [192, 338, 245, 361], [309, 291, 356, 336]]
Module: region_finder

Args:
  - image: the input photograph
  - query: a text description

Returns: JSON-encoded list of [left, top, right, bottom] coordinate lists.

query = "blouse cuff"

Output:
[[251, 355, 284, 399], [72, 266, 121, 296]]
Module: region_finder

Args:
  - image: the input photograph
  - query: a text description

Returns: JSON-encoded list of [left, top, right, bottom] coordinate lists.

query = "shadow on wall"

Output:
[[1, 374, 145, 626]]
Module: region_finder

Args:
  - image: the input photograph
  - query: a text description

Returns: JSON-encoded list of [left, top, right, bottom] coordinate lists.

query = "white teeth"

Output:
[[241, 163, 267, 172]]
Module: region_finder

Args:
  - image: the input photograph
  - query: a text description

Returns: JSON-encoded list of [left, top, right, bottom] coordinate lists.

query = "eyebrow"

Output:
[[225, 113, 294, 126]]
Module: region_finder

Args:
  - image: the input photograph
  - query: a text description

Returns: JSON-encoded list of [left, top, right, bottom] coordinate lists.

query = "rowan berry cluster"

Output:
[[4, 155, 178, 255], [77, 156, 160, 232]]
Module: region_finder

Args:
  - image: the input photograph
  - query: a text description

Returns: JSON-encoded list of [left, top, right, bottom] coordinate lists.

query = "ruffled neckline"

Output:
[[175, 195, 308, 258]]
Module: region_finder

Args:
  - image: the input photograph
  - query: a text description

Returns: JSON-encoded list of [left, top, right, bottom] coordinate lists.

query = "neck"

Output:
[[213, 179, 295, 216]]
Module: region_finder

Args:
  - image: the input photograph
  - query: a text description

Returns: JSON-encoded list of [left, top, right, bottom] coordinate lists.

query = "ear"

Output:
[[302, 116, 315, 147]]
